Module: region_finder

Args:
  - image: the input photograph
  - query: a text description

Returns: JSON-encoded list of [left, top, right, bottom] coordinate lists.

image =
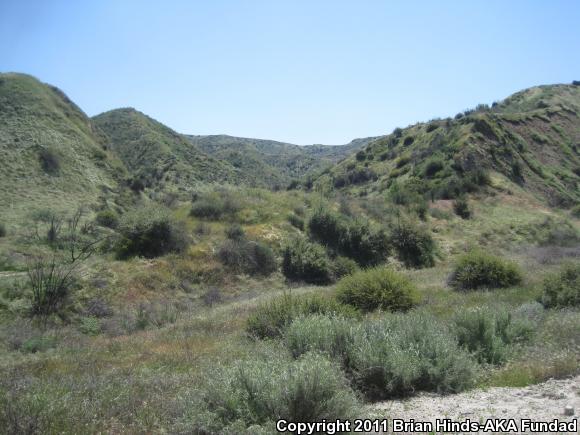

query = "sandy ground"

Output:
[[370, 376, 580, 434]]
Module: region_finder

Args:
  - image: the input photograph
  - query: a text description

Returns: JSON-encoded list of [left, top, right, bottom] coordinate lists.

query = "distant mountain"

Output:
[[92, 108, 251, 193], [314, 83, 580, 207], [0, 73, 122, 220], [185, 134, 377, 187]]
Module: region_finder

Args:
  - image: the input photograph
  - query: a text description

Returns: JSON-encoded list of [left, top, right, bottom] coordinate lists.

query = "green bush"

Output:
[[20, 335, 57, 353], [0, 223, 6, 238], [224, 223, 245, 240], [424, 158, 445, 178], [453, 197, 471, 219], [308, 207, 389, 266], [247, 293, 357, 339], [193, 351, 359, 433], [449, 251, 522, 290], [79, 316, 102, 336], [540, 263, 580, 308], [453, 306, 535, 364], [95, 210, 119, 229], [390, 221, 436, 268], [336, 266, 419, 312], [38, 147, 61, 175], [219, 238, 277, 276], [287, 213, 304, 230], [331, 256, 359, 279], [190, 190, 241, 220], [281, 238, 332, 284], [114, 206, 188, 259], [571, 204, 580, 218]]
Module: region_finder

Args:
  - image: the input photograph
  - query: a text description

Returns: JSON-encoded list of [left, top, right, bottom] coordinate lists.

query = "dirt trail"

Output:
[[371, 376, 579, 434]]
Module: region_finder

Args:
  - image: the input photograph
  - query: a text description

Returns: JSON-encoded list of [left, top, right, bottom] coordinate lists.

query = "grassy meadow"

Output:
[[0, 182, 578, 433]]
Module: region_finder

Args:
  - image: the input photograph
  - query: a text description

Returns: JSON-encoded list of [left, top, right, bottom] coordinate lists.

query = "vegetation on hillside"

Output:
[[0, 76, 579, 433]]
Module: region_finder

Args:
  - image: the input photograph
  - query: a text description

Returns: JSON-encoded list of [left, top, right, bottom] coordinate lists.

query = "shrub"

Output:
[[38, 147, 61, 175], [114, 206, 188, 259], [540, 263, 580, 308], [449, 251, 522, 290], [390, 221, 436, 268], [27, 256, 76, 316], [308, 208, 390, 266], [247, 293, 357, 339], [331, 256, 358, 279], [218, 239, 276, 276], [194, 351, 359, 433], [453, 306, 535, 364], [347, 313, 477, 399], [571, 204, 580, 218], [453, 196, 471, 219], [79, 316, 102, 335], [285, 314, 355, 361], [281, 238, 332, 284], [285, 310, 481, 399], [336, 266, 419, 312], [20, 335, 57, 353], [190, 190, 241, 220], [287, 213, 304, 230], [95, 210, 119, 229], [0, 223, 6, 238], [224, 223, 245, 240], [424, 158, 445, 178], [308, 207, 343, 246]]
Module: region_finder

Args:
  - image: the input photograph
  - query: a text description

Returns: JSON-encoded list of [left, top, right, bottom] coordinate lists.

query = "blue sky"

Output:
[[1, 1, 579, 144]]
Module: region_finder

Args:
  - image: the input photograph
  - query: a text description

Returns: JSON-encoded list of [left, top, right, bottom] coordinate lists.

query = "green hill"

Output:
[[0, 73, 123, 222], [186, 134, 375, 187], [314, 83, 580, 208], [92, 109, 249, 194]]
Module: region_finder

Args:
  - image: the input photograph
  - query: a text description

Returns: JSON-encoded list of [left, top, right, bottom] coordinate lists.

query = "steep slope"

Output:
[[315, 83, 580, 208], [186, 134, 376, 186], [93, 109, 247, 193], [0, 73, 123, 221]]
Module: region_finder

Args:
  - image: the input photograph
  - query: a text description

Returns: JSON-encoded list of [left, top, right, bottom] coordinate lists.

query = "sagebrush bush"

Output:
[[424, 157, 445, 178], [190, 190, 241, 220], [449, 251, 522, 290], [336, 266, 419, 312], [453, 306, 536, 364], [114, 206, 188, 259], [281, 238, 332, 284], [285, 314, 356, 361], [218, 238, 277, 276], [350, 313, 477, 399], [247, 293, 357, 339], [193, 351, 359, 433], [287, 313, 477, 399], [95, 210, 119, 229], [540, 263, 580, 308], [390, 221, 436, 268]]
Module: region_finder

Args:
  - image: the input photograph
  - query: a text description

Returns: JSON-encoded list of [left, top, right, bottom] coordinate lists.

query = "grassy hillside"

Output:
[[0, 73, 124, 223], [93, 109, 248, 194], [0, 77, 579, 433], [315, 83, 580, 208], [187, 134, 375, 187]]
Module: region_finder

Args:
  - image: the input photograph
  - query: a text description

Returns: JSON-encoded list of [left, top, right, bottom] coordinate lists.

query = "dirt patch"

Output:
[[371, 376, 579, 434]]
